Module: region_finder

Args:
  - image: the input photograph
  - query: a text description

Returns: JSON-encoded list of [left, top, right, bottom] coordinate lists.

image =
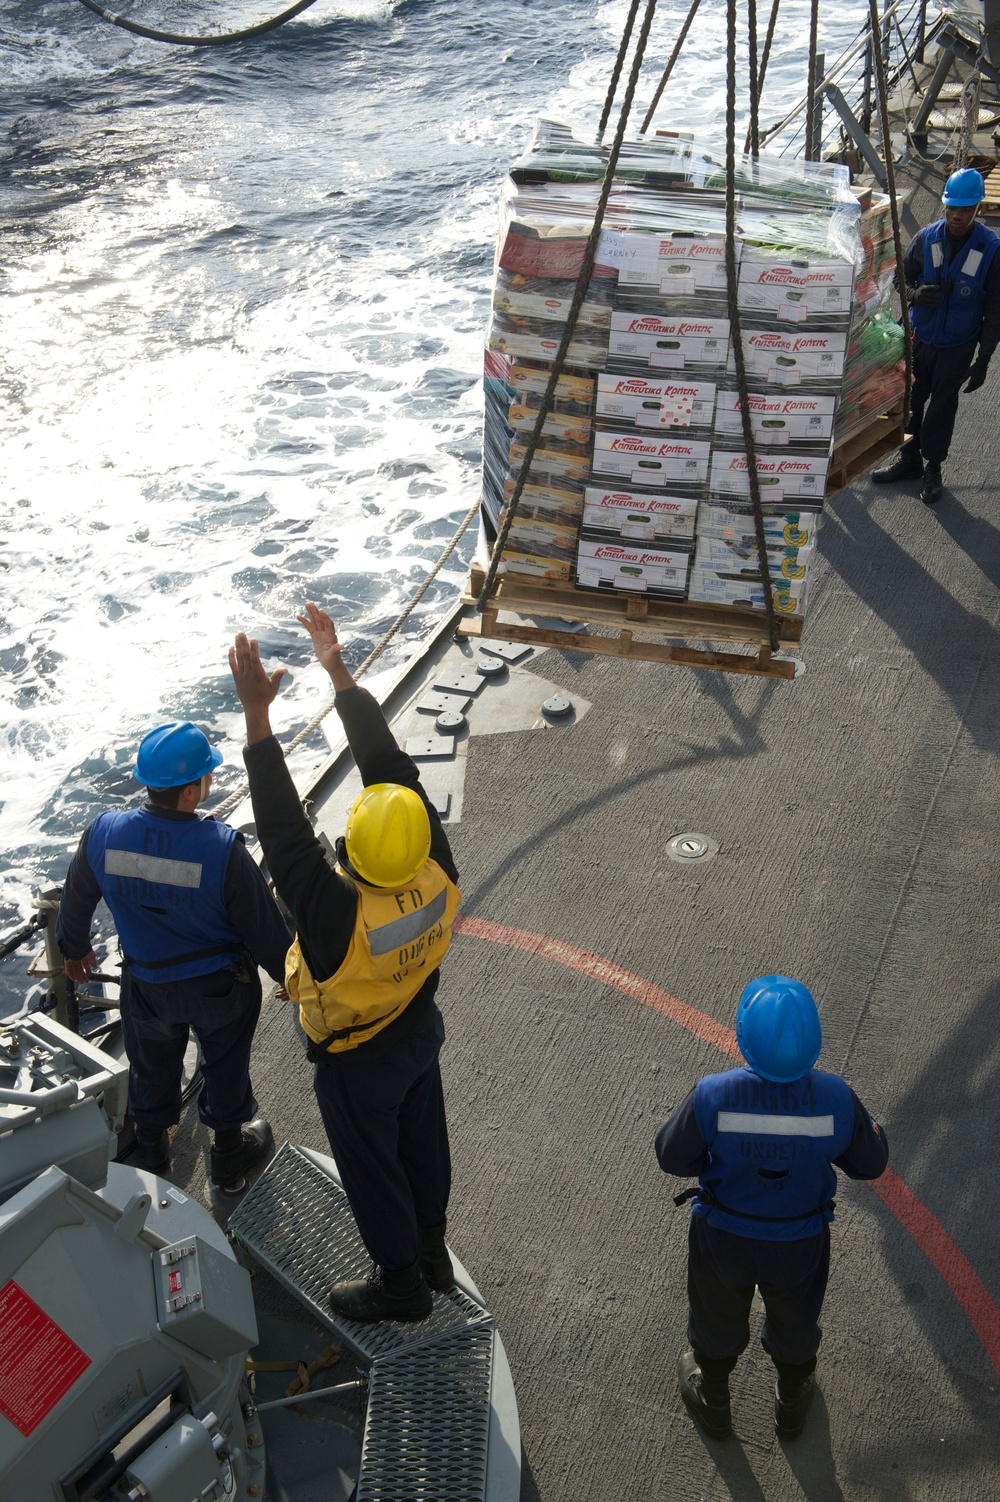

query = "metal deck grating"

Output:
[[357, 1327, 496, 1502], [228, 1143, 494, 1363]]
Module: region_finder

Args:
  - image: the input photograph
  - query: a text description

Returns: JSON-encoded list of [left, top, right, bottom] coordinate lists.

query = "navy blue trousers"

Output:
[[906, 336, 977, 464], [687, 1214, 830, 1374], [120, 966, 260, 1135], [312, 1006, 451, 1272]]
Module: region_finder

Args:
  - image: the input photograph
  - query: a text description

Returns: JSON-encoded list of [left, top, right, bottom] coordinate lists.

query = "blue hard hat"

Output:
[[942, 168, 985, 207], [134, 721, 223, 788], [735, 975, 822, 1083]]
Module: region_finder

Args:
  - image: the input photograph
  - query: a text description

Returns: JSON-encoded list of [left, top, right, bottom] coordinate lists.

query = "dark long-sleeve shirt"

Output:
[[243, 685, 459, 1058], [903, 224, 1000, 363], [655, 1080, 888, 1182], [56, 805, 292, 983]]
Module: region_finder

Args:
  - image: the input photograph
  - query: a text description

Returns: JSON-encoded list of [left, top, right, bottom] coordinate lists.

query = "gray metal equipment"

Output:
[[0, 1013, 265, 1502]]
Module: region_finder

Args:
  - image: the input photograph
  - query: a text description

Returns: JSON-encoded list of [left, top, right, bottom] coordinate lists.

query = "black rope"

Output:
[[805, 0, 821, 158], [867, 0, 913, 423], [0, 910, 47, 963], [743, 0, 780, 152], [746, 0, 760, 158], [73, 0, 323, 47], [477, 0, 661, 615], [639, 0, 702, 135], [598, 0, 643, 141], [725, 0, 780, 654]]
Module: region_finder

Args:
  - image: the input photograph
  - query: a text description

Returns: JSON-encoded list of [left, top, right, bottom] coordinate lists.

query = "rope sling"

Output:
[[74, 0, 325, 47]]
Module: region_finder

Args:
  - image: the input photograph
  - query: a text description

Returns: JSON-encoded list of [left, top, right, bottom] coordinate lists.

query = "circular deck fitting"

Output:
[[541, 694, 573, 719], [667, 832, 719, 864], [435, 711, 466, 734], [476, 655, 507, 679]]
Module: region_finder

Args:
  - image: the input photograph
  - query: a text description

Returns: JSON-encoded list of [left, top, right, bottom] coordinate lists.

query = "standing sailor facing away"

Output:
[[655, 976, 888, 1441], [229, 603, 461, 1324], [57, 721, 291, 1188], [873, 166, 1000, 505]]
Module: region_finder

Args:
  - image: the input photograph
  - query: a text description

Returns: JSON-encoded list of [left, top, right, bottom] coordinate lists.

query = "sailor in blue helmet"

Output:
[[655, 977, 888, 1441], [57, 721, 292, 1188], [873, 166, 1000, 504]]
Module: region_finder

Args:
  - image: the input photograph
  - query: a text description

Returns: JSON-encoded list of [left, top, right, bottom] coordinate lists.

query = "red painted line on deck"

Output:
[[453, 913, 1000, 1378]]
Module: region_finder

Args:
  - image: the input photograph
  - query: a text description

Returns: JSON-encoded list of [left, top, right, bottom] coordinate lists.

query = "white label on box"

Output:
[[776, 301, 810, 323], [768, 364, 800, 385]]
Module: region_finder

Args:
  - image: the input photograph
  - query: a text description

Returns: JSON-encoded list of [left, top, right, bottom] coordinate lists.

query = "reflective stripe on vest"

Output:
[[87, 807, 244, 984], [690, 1066, 856, 1241], [910, 218, 1000, 348], [285, 858, 461, 1054]]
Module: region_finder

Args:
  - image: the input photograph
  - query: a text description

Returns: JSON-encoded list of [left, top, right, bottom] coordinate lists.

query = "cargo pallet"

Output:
[[460, 404, 905, 682]]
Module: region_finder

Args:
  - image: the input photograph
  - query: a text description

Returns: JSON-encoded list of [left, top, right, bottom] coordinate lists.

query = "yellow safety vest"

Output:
[[285, 858, 461, 1054]]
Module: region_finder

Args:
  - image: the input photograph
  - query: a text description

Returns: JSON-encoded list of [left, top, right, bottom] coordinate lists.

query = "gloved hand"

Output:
[[964, 360, 989, 393], [908, 283, 947, 308]]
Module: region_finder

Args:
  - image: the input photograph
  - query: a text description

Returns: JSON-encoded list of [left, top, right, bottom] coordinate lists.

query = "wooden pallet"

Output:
[[981, 164, 1000, 212], [826, 403, 905, 496], [458, 565, 800, 680]]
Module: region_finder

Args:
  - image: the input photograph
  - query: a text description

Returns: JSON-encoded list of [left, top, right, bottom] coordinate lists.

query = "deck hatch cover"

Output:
[[357, 1328, 495, 1502], [227, 1143, 494, 1367]]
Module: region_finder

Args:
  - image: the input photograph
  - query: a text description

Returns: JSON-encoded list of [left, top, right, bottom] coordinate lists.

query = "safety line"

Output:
[[451, 914, 1000, 1380]]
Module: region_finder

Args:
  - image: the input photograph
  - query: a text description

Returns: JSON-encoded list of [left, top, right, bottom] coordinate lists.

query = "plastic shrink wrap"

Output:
[[482, 119, 865, 613]]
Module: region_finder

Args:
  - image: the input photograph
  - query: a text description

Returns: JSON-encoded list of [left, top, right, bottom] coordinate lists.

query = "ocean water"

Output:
[[0, 0, 868, 1007]]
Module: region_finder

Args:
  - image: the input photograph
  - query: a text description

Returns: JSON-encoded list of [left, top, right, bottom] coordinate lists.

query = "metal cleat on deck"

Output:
[[229, 1142, 519, 1502]]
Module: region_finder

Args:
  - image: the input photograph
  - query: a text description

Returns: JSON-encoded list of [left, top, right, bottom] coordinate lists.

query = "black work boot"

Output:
[[872, 444, 923, 483], [773, 1356, 817, 1439], [418, 1222, 455, 1291], [209, 1118, 272, 1189], [677, 1349, 733, 1439], [328, 1262, 433, 1323], [134, 1129, 170, 1174], [919, 461, 944, 505]]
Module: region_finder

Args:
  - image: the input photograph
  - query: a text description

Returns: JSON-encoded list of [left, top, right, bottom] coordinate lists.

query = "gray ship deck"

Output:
[[162, 163, 1000, 1500]]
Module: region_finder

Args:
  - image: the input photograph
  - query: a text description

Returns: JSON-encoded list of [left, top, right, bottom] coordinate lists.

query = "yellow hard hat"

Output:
[[344, 783, 431, 888]]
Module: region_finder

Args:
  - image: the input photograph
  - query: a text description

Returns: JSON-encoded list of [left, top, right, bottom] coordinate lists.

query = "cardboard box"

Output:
[[503, 516, 579, 563], [494, 285, 613, 329], [713, 389, 836, 448], [738, 257, 854, 323], [509, 403, 592, 445], [607, 313, 730, 375], [697, 501, 820, 547], [594, 374, 716, 435], [709, 449, 829, 502], [731, 330, 847, 386], [501, 483, 583, 533], [488, 319, 608, 370], [592, 431, 711, 490], [509, 363, 594, 406], [500, 548, 573, 582], [597, 228, 734, 296], [582, 486, 698, 543], [687, 564, 810, 615], [509, 437, 591, 480], [576, 538, 690, 598], [694, 533, 813, 577]]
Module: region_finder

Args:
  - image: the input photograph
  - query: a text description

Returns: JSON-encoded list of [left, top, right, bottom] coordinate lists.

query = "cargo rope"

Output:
[[212, 495, 481, 820], [476, 0, 661, 615], [73, 0, 323, 47], [599, 0, 643, 140], [746, 0, 760, 157], [639, 0, 703, 135], [866, 0, 913, 422], [725, 0, 780, 653], [805, 0, 821, 157], [744, 0, 781, 152]]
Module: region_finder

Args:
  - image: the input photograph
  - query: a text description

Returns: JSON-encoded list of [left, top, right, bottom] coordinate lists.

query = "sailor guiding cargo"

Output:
[[229, 602, 461, 1323], [655, 976, 888, 1441], [873, 167, 1000, 505], [57, 721, 291, 1187]]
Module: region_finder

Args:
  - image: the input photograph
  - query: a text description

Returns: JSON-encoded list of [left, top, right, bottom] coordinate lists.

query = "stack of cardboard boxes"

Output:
[[482, 124, 865, 620]]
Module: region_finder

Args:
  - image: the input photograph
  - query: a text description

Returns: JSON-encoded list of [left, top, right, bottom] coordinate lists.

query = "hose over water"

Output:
[[73, 0, 324, 47]]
